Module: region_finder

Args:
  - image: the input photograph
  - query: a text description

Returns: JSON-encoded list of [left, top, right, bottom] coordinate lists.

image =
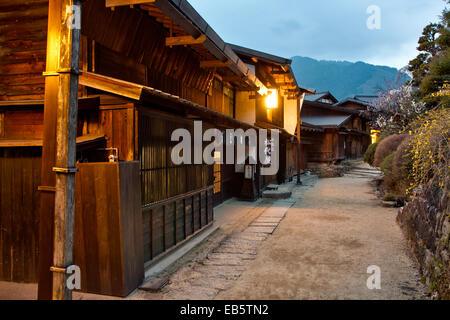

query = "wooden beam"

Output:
[[0, 112, 3, 138], [38, 0, 63, 300], [0, 135, 105, 148], [105, 0, 155, 8], [79, 72, 143, 100], [280, 85, 297, 90], [271, 70, 288, 75], [165, 34, 207, 47], [276, 80, 294, 85], [38, 0, 81, 300], [222, 75, 244, 83], [51, 0, 81, 300], [200, 60, 231, 69]]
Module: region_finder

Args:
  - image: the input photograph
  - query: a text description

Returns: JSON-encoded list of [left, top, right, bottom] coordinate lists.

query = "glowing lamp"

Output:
[[265, 89, 278, 109]]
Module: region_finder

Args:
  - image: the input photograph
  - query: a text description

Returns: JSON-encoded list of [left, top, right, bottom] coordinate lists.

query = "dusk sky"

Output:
[[188, 0, 447, 69]]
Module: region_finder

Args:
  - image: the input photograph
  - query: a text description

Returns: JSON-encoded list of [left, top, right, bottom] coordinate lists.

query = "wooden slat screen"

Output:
[[138, 112, 214, 263]]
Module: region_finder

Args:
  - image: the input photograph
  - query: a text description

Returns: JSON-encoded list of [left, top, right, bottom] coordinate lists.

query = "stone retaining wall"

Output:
[[397, 188, 449, 299]]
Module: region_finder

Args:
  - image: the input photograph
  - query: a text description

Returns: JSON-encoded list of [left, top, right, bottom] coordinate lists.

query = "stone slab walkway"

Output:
[[132, 198, 297, 300]]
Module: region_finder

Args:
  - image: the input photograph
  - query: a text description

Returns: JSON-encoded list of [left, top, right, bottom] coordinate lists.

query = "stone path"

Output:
[[133, 167, 427, 300], [132, 198, 297, 300]]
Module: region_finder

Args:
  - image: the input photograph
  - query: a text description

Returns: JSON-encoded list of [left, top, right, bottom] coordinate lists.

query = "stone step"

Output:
[[262, 190, 292, 199], [347, 172, 382, 177], [351, 168, 381, 172]]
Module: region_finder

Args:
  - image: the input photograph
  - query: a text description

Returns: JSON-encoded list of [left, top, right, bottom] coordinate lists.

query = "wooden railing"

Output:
[[142, 186, 214, 265]]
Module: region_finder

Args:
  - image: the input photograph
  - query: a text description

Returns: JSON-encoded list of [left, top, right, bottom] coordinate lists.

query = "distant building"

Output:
[[335, 95, 378, 115], [305, 91, 339, 104], [301, 93, 372, 166]]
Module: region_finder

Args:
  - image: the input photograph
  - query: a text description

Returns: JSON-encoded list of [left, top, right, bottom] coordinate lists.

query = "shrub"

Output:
[[383, 193, 397, 202], [380, 152, 397, 193], [392, 136, 413, 195], [380, 152, 396, 176], [407, 108, 450, 198], [364, 142, 379, 165], [373, 134, 408, 167]]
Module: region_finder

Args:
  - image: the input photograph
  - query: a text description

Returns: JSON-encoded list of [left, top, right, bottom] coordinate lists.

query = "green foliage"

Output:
[[408, 4, 450, 107], [392, 137, 413, 195], [380, 152, 396, 176], [420, 51, 450, 107], [364, 142, 378, 165], [409, 53, 432, 87], [383, 193, 397, 202], [340, 161, 353, 167]]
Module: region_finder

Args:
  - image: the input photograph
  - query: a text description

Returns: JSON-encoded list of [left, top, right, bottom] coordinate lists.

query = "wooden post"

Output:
[[38, 0, 81, 300], [296, 92, 306, 185]]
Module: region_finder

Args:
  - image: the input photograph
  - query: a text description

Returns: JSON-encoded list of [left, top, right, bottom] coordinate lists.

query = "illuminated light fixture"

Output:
[[266, 89, 278, 109], [258, 86, 268, 96], [370, 129, 381, 144]]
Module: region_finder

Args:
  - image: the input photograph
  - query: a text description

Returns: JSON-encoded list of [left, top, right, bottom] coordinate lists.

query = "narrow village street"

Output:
[[133, 163, 427, 300], [0, 163, 430, 300]]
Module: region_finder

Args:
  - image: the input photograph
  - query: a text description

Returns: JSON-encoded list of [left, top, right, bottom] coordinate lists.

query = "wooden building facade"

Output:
[[0, 0, 309, 297], [229, 44, 312, 186], [301, 93, 371, 165]]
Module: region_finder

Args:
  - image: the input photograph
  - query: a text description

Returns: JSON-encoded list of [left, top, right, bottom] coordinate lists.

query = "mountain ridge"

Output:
[[291, 56, 411, 100]]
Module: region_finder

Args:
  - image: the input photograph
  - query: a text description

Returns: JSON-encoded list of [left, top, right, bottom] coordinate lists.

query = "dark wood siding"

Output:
[[142, 187, 213, 262], [0, 147, 41, 282], [0, 0, 48, 101], [82, 1, 212, 106], [74, 161, 144, 297]]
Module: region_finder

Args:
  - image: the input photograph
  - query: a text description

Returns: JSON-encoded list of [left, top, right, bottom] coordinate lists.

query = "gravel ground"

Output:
[[216, 173, 427, 300]]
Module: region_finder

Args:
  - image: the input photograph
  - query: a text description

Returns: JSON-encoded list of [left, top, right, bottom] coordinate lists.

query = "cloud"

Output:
[[270, 19, 302, 35], [188, 0, 447, 68]]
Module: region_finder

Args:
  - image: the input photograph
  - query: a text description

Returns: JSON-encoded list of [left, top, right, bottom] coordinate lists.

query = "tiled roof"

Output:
[[301, 115, 352, 128]]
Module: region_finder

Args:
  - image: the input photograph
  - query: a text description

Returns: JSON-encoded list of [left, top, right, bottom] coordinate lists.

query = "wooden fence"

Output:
[[142, 186, 213, 264]]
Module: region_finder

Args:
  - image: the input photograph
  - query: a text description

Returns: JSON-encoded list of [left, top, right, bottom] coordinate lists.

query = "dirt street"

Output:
[[216, 174, 427, 300]]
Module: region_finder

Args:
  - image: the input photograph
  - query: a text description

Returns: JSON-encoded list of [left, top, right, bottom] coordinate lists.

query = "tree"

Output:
[[369, 85, 426, 132], [408, 1, 450, 108], [408, 23, 442, 87]]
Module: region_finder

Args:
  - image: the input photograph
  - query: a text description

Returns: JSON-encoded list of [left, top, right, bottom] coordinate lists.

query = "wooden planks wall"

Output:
[[0, 151, 146, 295], [1, 108, 44, 140], [0, 147, 41, 282], [0, 0, 48, 101], [82, 1, 213, 106], [74, 161, 144, 297], [142, 187, 213, 263]]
